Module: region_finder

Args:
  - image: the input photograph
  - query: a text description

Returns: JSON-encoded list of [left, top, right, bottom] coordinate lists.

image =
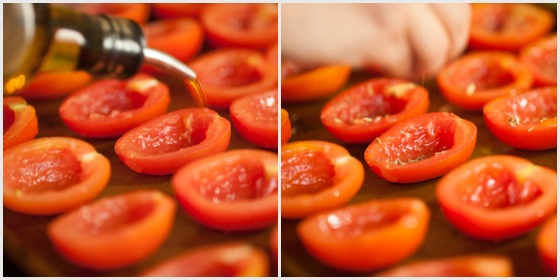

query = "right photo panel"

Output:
[[280, 3, 557, 277]]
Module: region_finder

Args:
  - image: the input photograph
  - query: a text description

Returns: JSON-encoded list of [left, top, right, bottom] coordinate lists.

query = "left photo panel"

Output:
[[3, 3, 279, 276]]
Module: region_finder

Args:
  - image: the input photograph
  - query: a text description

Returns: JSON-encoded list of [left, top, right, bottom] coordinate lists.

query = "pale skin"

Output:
[[282, 3, 471, 80]]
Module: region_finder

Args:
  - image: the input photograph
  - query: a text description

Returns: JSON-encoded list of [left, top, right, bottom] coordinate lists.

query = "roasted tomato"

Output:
[[190, 48, 277, 108], [282, 64, 351, 103], [436, 155, 557, 241], [4, 137, 110, 215], [297, 197, 430, 273], [230, 89, 278, 149], [483, 87, 556, 151], [537, 215, 557, 276], [281, 140, 364, 219], [115, 108, 231, 175], [141, 242, 269, 277], [321, 78, 430, 144], [152, 3, 209, 19], [143, 18, 204, 63], [47, 190, 176, 270], [437, 51, 534, 111], [17, 71, 92, 101], [201, 3, 278, 49], [469, 3, 554, 51], [364, 112, 477, 183], [376, 255, 513, 277], [3, 96, 38, 150], [59, 74, 170, 138], [520, 34, 557, 86], [281, 108, 292, 144], [70, 3, 151, 24], [172, 149, 277, 232]]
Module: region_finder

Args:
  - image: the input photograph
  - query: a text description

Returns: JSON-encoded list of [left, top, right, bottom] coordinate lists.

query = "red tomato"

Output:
[[281, 141, 364, 219], [297, 197, 430, 273], [483, 87, 557, 151], [4, 137, 110, 215], [281, 108, 291, 144], [437, 51, 534, 111], [266, 43, 278, 66], [321, 78, 430, 144], [364, 112, 477, 183], [537, 215, 557, 276], [436, 155, 557, 241], [376, 255, 513, 276], [282, 64, 351, 103], [520, 34, 557, 86], [71, 3, 151, 24], [230, 89, 278, 149], [270, 225, 278, 265], [152, 3, 209, 19], [469, 3, 554, 51], [172, 149, 277, 232], [201, 3, 278, 49], [47, 190, 176, 270], [59, 74, 170, 138], [141, 242, 269, 276], [190, 48, 277, 108], [143, 18, 204, 65], [3, 96, 38, 150], [115, 108, 231, 175], [18, 71, 92, 101]]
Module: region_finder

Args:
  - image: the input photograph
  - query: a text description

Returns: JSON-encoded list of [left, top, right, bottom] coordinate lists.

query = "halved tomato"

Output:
[[364, 112, 477, 183], [152, 3, 209, 19], [3, 96, 38, 150], [143, 18, 204, 64], [115, 108, 231, 175], [436, 155, 557, 241], [59, 74, 170, 138], [469, 3, 554, 51], [4, 137, 110, 215], [537, 215, 557, 276], [189, 48, 277, 108], [297, 197, 430, 273], [201, 3, 278, 49], [437, 51, 534, 111], [141, 242, 269, 276], [376, 255, 513, 276], [281, 140, 364, 219], [230, 89, 278, 149], [282, 64, 351, 103], [172, 149, 277, 232], [47, 190, 176, 270], [266, 43, 278, 67], [483, 87, 556, 151], [281, 108, 291, 144], [71, 3, 151, 24], [321, 78, 430, 144], [17, 71, 92, 101], [520, 34, 557, 86]]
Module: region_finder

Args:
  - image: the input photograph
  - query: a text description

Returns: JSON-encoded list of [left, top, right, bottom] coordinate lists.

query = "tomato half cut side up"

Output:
[[281, 140, 364, 219], [201, 3, 278, 49], [17, 71, 92, 101], [281, 108, 292, 144], [143, 18, 204, 64], [436, 155, 557, 241], [140, 242, 269, 277], [437, 51, 533, 111], [47, 190, 176, 271], [59, 74, 170, 138], [321, 78, 430, 144], [152, 3, 210, 19], [376, 255, 513, 277], [115, 108, 231, 175], [297, 197, 430, 273], [230, 89, 278, 149], [469, 3, 554, 51], [537, 215, 557, 276], [172, 149, 277, 232], [71, 3, 151, 24], [520, 34, 557, 86], [3, 96, 38, 151], [190, 48, 277, 109], [483, 87, 557, 151], [364, 112, 477, 183], [281, 64, 352, 103], [4, 137, 110, 215]]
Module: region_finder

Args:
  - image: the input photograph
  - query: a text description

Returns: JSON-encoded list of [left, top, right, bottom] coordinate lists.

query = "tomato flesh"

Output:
[[230, 89, 278, 149], [281, 150, 335, 197], [3, 104, 15, 133], [521, 35, 557, 86]]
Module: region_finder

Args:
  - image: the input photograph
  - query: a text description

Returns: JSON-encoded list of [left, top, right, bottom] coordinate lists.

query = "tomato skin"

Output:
[[141, 242, 269, 277], [483, 87, 557, 151], [18, 71, 92, 101], [520, 34, 557, 86], [437, 51, 534, 111], [59, 74, 170, 139], [282, 64, 351, 103], [281, 141, 364, 219], [297, 197, 430, 273], [436, 155, 557, 241], [4, 137, 110, 215], [364, 112, 477, 183], [537, 215, 557, 276], [230, 89, 278, 149], [152, 3, 209, 19], [3, 96, 38, 151], [72, 3, 151, 24], [47, 190, 176, 271], [115, 108, 231, 175], [143, 18, 204, 64], [321, 78, 430, 144], [172, 149, 277, 232], [280, 108, 291, 144]]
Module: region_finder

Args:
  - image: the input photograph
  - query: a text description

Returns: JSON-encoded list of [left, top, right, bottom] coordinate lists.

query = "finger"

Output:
[[429, 3, 472, 60]]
